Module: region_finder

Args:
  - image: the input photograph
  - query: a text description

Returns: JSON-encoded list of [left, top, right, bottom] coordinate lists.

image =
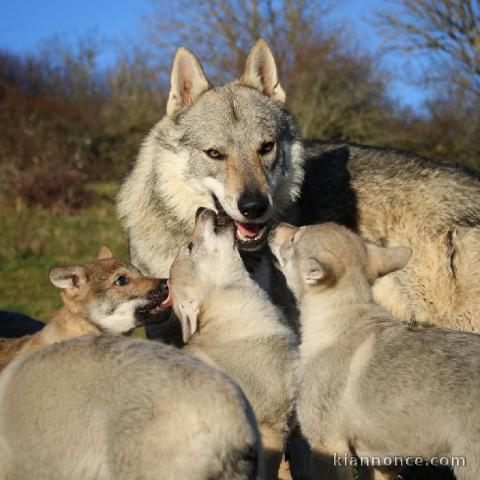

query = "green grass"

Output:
[[0, 182, 144, 337]]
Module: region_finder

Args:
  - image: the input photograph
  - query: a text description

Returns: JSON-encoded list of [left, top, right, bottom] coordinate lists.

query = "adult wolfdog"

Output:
[[118, 39, 480, 337]]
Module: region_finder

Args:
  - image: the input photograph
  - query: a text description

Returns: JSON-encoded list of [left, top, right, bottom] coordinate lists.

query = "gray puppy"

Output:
[[270, 222, 480, 480], [168, 208, 297, 480], [0, 335, 261, 480]]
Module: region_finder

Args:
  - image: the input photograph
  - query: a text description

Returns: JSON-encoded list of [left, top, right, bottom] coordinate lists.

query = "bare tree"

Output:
[[144, 0, 396, 144], [144, 0, 335, 80], [376, 0, 480, 98]]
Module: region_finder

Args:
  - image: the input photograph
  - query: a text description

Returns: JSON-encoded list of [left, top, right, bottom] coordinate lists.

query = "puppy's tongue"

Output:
[[234, 221, 262, 238]]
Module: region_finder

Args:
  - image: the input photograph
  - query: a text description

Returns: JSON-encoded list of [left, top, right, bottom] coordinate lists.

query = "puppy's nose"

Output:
[[149, 278, 169, 301], [237, 192, 270, 220], [270, 223, 298, 247], [195, 207, 207, 220]]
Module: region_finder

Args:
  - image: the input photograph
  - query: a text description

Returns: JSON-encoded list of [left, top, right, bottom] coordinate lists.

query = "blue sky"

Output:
[[0, 0, 428, 110], [331, 0, 428, 110]]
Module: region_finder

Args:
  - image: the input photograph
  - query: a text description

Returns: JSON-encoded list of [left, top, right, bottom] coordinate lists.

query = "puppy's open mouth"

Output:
[[135, 279, 172, 325], [212, 196, 270, 252]]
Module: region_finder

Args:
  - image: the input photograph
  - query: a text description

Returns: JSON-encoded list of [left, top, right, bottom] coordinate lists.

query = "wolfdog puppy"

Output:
[[0, 335, 261, 480], [270, 222, 480, 480], [168, 208, 297, 479], [0, 247, 169, 371]]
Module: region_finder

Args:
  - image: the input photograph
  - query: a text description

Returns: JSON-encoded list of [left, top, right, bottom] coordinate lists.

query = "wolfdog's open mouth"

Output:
[[212, 196, 270, 251]]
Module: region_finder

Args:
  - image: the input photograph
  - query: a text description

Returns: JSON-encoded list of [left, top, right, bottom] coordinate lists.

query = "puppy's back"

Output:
[[0, 335, 260, 480], [0, 336, 32, 372], [338, 323, 480, 458], [359, 324, 480, 412]]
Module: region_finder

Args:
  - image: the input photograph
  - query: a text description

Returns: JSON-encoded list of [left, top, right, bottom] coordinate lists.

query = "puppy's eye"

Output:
[[115, 275, 129, 286], [187, 242, 193, 253], [204, 149, 223, 160], [259, 141, 275, 155]]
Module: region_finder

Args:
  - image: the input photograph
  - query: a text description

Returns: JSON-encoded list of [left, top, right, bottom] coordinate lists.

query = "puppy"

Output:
[[0, 247, 169, 371], [270, 222, 480, 480], [0, 335, 261, 480], [168, 208, 297, 479]]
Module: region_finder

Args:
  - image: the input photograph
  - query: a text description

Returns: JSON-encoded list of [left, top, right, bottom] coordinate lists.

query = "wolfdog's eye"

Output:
[[187, 242, 193, 253], [204, 149, 223, 160], [115, 275, 129, 286], [259, 141, 275, 155]]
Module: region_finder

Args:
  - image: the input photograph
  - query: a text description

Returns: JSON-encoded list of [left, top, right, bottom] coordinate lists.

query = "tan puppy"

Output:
[[271, 222, 480, 480], [168, 209, 297, 480], [0, 247, 169, 371]]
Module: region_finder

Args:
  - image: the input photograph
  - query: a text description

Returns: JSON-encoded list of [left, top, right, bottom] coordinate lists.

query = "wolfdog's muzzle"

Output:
[[211, 195, 271, 252]]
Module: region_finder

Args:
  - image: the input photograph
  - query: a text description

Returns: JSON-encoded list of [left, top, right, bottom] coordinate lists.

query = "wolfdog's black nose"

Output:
[[237, 192, 270, 220], [195, 207, 207, 220]]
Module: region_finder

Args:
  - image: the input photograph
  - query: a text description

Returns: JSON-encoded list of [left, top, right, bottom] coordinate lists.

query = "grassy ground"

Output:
[[0, 182, 145, 337]]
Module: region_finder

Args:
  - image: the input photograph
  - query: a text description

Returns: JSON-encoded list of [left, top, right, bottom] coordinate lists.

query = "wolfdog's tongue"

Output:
[[234, 221, 262, 238]]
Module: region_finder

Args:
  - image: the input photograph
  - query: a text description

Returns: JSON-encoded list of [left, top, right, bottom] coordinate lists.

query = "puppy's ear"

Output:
[[177, 297, 199, 344], [49, 265, 89, 290], [97, 246, 113, 260], [366, 244, 412, 279], [167, 47, 211, 116], [301, 257, 330, 285], [240, 38, 286, 103]]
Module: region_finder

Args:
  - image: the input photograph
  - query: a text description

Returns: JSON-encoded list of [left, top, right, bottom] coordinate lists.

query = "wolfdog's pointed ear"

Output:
[[240, 39, 286, 103], [97, 246, 113, 260], [49, 265, 89, 290], [366, 244, 412, 279], [167, 47, 211, 116]]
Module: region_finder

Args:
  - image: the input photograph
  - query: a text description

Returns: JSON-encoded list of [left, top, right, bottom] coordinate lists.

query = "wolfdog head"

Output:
[[269, 223, 412, 302], [49, 247, 171, 334], [147, 39, 304, 252], [168, 208, 252, 342]]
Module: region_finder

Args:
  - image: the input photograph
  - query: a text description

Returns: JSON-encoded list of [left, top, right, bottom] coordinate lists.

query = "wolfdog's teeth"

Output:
[[236, 229, 245, 240], [235, 225, 268, 243]]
